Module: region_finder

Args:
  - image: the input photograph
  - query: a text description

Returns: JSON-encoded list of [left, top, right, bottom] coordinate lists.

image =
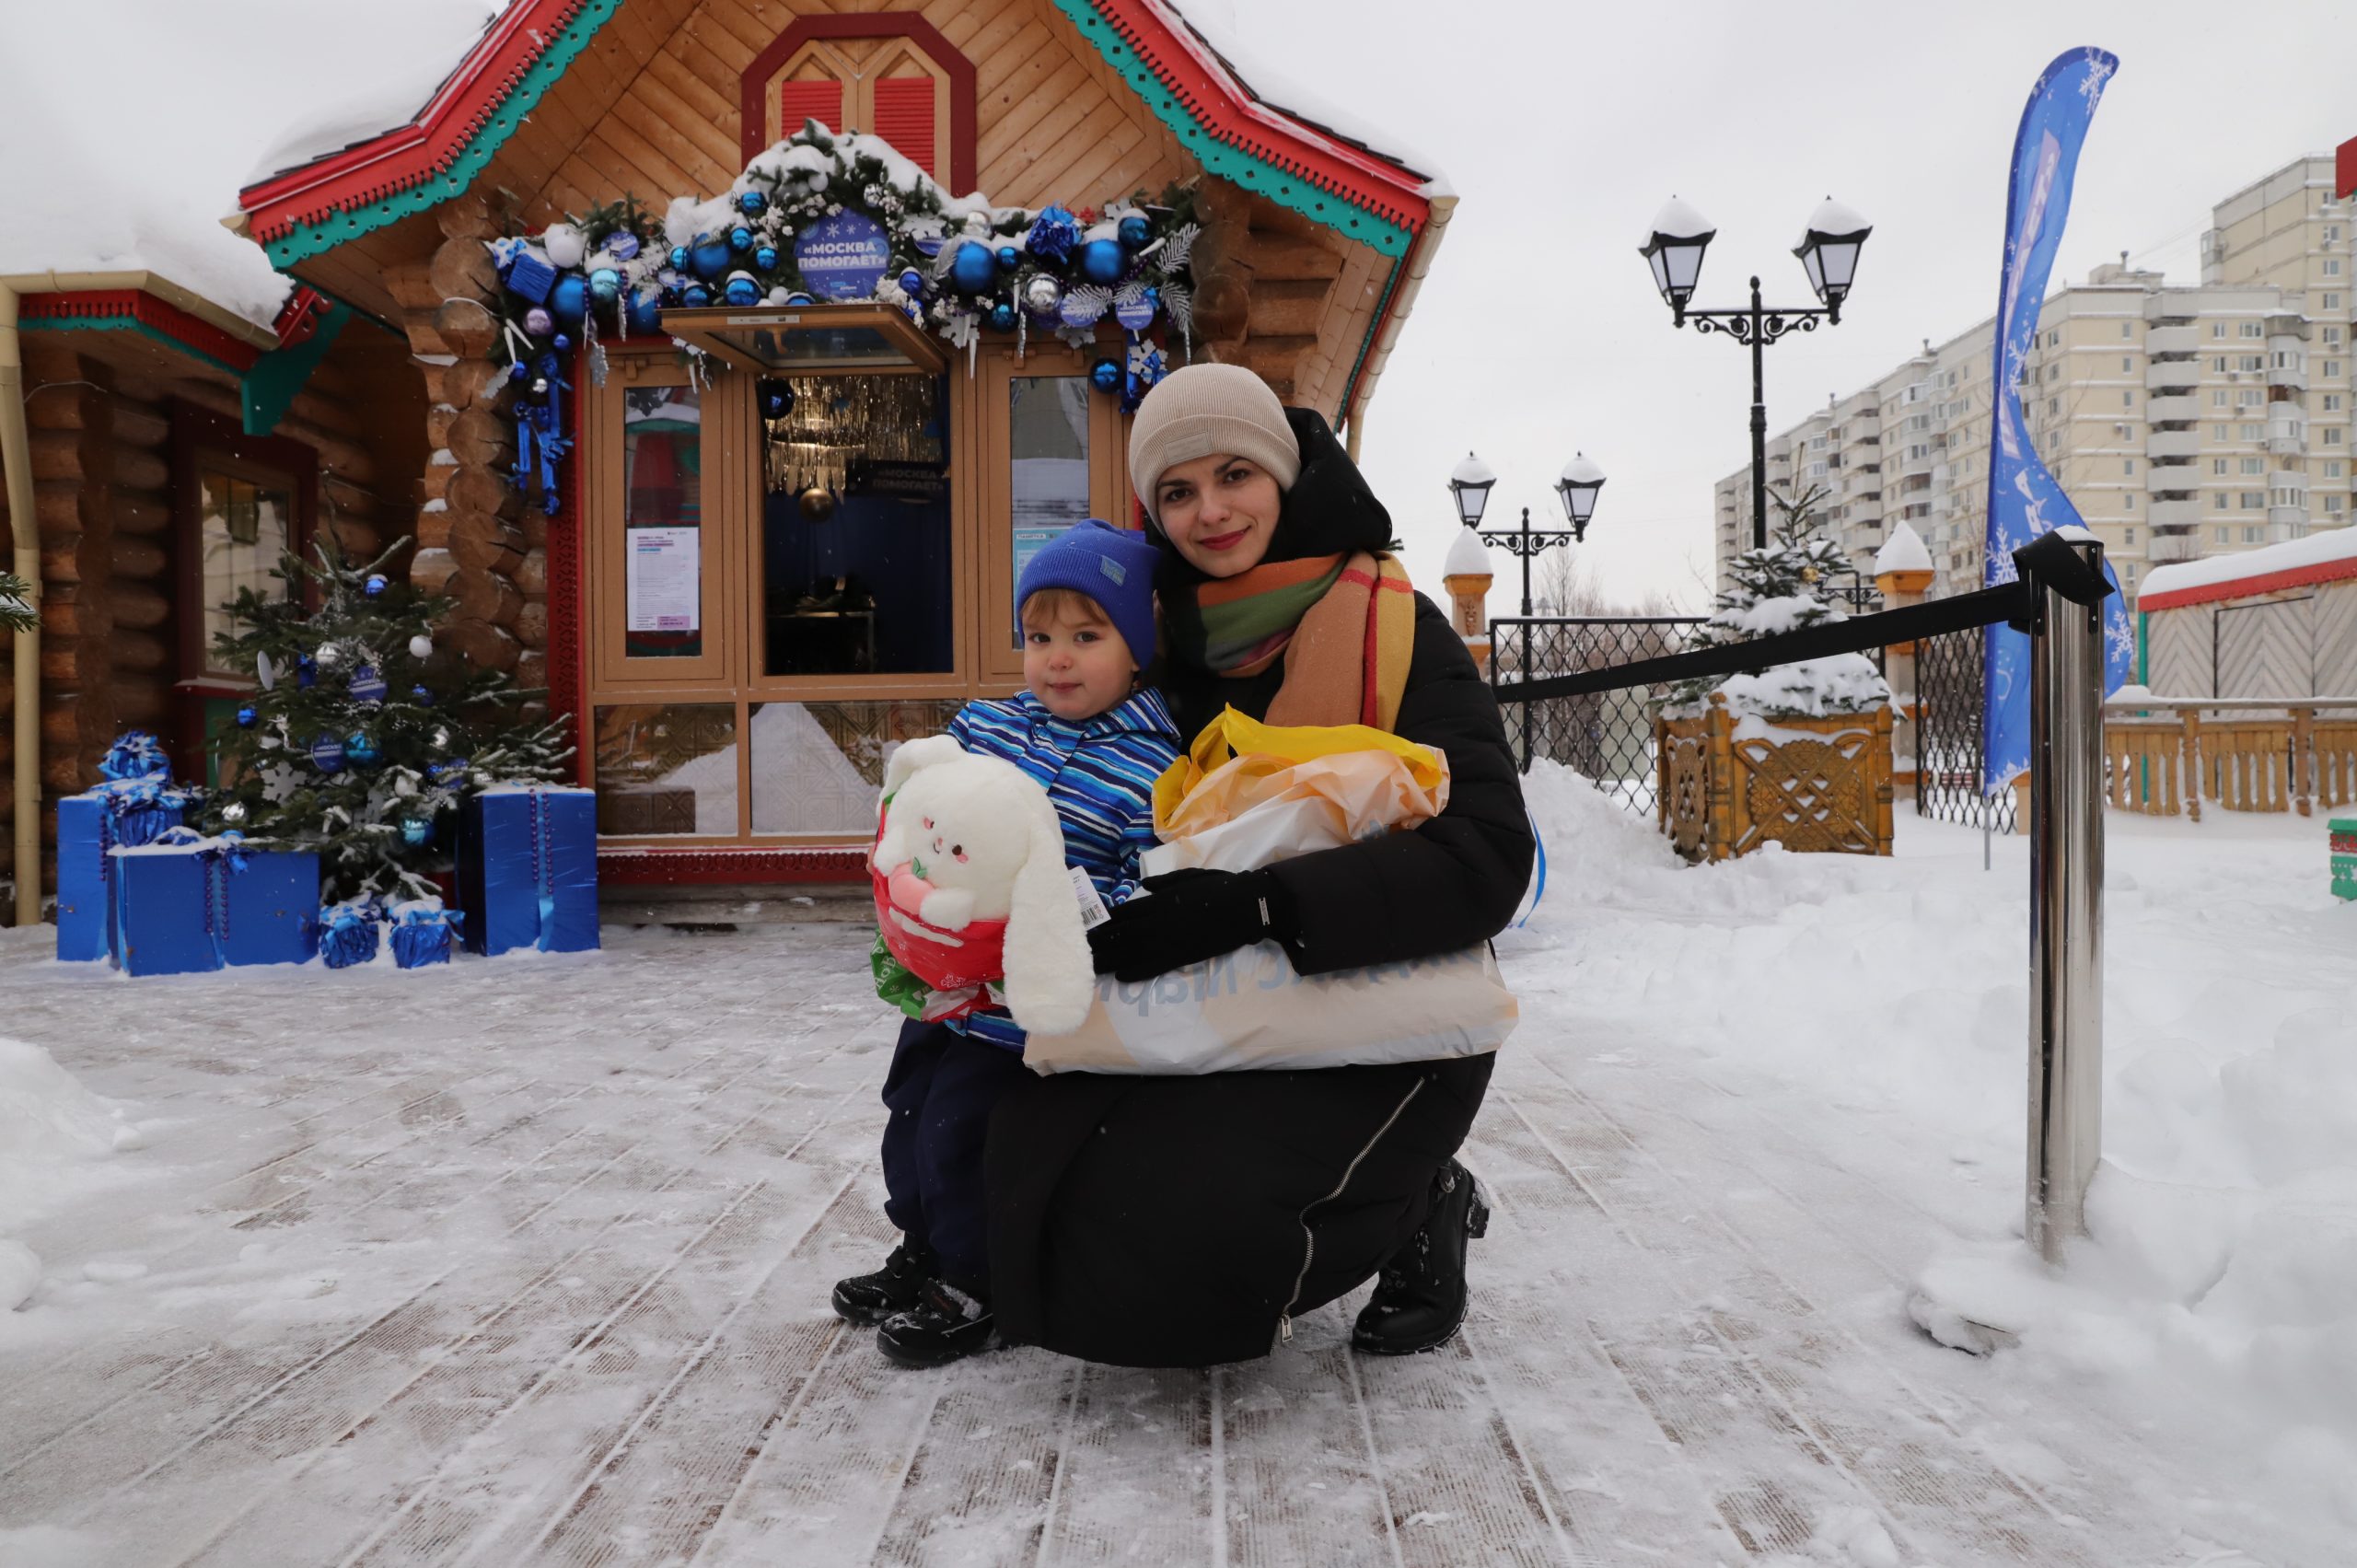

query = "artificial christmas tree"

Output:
[[196, 538, 570, 905]]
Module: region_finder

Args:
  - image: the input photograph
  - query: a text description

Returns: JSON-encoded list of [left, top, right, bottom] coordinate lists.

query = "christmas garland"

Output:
[[484, 120, 1197, 512]]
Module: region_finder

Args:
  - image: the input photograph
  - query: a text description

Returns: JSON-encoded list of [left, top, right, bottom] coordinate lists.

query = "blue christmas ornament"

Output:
[[548, 273, 587, 324], [786, 292, 816, 306], [691, 236, 732, 279], [345, 731, 382, 769], [363, 573, 389, 597], [949, 241, 997, 294], [728, 225, 754, 253], [588, 266, 621, 304], [401, 818, 432, 847], [605, 232, 641, 262], [897, 268, 926, 298], [236, 703, 258, 728], [508, 361, 530, 383], [412, 684, 432, 704], [737, 190, 768, 217], [760, 379, 795, 420], [1080, 238, 1127, 286], [1090, 355, 1123, 394], [681, 283, 711, 308], [349, 665, 389, 705], [668, 245, 691, 273], [753, 245, 779, 273], [1118, 214, 1152, 250], [553, 332, 572, 352], [724, 273, 761, 307], [297, 655, 317, 689], [629, 291, 664, 334], [996, 245, 1021, 273], [1028, 205, 1080, 262], [310, 734, 344, 772], [988, 301, 1017, 331]]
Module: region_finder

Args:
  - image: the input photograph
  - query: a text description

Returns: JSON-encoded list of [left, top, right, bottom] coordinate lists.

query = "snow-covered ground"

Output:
[[2, 772, 2351, 1565]]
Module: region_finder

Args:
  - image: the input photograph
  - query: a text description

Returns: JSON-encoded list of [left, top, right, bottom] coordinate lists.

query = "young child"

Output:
[[839, 517, 1179, 1368]]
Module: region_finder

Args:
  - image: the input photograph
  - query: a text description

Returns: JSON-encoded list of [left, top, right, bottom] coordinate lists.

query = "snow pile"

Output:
[[0, 1038, 137, 1310], [1713, 654, 1892, 720], [1514, 766, 2357, 1521]]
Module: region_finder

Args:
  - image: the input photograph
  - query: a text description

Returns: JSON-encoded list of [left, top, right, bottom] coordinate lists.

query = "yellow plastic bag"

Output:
[[1141, 709, 1450, 877]]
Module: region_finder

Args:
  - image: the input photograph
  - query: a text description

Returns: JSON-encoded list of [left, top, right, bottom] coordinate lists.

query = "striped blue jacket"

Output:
[[944, 688, 1181, 1051]]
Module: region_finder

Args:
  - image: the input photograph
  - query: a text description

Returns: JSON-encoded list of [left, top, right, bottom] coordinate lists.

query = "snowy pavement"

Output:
[[3, 772, 2353, 1566]]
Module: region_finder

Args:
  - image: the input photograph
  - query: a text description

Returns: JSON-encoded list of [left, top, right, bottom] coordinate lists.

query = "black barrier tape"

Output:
[[1497, 537, 2112, 704]]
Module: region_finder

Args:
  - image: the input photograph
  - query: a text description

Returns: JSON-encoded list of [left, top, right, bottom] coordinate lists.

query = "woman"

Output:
[[984, 363, 1534, 1369]]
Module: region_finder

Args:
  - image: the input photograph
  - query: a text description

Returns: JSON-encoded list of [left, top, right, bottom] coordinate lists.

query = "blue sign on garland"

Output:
[[794, 210, 893, 302]]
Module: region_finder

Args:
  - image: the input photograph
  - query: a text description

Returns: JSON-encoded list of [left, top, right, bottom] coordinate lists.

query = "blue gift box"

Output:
[[390, 905, 462, 969], [458, 787, 598, 957], [56, 784, 189, 962], [108, 837, 319, 976]]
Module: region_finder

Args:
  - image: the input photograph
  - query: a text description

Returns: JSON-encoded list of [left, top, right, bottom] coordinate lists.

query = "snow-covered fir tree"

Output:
[[1668, 484, 1892, 717], [196, 539, 569, 902], [0, 570, 32, 633]]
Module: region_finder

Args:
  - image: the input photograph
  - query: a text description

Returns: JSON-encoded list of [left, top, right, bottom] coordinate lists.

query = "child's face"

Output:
[[1022, 597, 1137, 722]]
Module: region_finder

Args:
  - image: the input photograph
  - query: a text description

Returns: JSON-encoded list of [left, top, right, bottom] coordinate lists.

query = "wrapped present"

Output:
[[319, 900, 382, 970], [389, 902, 462, 970], [457, 786, 598, 956], [58, 730, 200, 962], [2333, 819, 2357, 902], [106, 831, 318, 976]]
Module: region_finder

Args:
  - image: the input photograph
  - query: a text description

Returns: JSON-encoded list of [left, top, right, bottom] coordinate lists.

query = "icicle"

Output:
[[585, 308, 609, 389], [1017, 308, 1028, 363], [968, 331, 977, 378]]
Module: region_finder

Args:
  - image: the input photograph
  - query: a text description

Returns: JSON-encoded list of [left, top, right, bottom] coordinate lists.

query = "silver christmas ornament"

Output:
[[220, 801, 247, 823], [409, 633, 435, 660], [315, 644, 342, 667], [1024, 274, 1063, 314]]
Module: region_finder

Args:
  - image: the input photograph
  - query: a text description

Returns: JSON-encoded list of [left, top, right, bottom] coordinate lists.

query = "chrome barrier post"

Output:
[[2026, 538, 2106, 1263]]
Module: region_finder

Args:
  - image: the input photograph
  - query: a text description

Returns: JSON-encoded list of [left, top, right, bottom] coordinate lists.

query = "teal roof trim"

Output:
[[19, 314, 247, 380], [261, 0, 621, 270], [1050, 1, 1414, 260]]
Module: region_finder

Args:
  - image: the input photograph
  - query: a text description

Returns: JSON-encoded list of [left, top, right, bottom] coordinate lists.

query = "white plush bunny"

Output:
[[874, 737, 1095, 1035]]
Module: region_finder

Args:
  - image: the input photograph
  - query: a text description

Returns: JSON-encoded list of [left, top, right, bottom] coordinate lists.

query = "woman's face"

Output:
[[1155, 453, 1283, 577]]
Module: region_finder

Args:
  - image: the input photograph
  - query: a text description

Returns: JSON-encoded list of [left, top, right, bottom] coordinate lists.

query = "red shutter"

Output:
[[778, 79, 843, 139], [872, 77, 937, 179]]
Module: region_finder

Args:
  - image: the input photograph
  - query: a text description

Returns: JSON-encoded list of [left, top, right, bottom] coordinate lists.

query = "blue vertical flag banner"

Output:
[[1983, 47, 2137, 796]]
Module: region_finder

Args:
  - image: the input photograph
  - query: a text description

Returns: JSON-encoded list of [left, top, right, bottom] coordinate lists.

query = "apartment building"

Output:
[[1714, 155, 2355, 606]]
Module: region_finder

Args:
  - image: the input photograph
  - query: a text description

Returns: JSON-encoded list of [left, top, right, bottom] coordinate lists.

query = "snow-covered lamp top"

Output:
[[1794, 197, 1871, 316], [1874, 519, 1933, 576], [1555, 452, 1606, 530], [1447, 451, 1496, 528], [1641, 197, 1716, 317], [1444, 525, 1494, 579]]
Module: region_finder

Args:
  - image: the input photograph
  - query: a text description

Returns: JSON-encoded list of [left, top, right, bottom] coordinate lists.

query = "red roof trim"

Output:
[[2140, 555, 2357, 612], [239, 0, 591, 244], [2339, 136, 2357, 202], [18, 289, 263, 372], [1097, 0, 1432, 234]]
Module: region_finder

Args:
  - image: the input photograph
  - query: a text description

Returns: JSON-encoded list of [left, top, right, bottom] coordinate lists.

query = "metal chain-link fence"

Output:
[[1489, 618, 1708, 812], [1914, 625, 2018, 833]]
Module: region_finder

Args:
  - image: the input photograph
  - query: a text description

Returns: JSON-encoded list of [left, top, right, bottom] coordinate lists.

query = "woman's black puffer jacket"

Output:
[[984, 409, 1534, 1367]]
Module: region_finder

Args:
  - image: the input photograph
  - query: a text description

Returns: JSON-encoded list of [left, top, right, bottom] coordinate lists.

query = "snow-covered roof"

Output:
[[2141, 524, 2357, 610], [1157, 0, 1448, 196], [245, 1, 513, 188], [1874, 521, 1933, 576], [1444, 526, 1495, 579], [0, 0, 506, 330]]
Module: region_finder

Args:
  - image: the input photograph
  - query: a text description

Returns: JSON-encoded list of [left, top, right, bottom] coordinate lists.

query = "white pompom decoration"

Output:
[[542, 223, 587, 270]]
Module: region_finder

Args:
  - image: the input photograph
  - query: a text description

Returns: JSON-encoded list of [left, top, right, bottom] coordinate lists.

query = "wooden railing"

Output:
[[2102, 699, 2357, 819]]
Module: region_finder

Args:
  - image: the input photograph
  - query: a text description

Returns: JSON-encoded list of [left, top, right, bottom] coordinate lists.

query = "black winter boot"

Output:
[[876, 1279, 1000, 1368], [831, 1237, 936, 1325], [1350, 1158, 1490, 1356]]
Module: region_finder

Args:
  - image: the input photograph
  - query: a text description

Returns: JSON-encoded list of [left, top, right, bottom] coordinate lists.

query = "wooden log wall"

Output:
[[389, 192, 538, 691], [1190, 179, 1355, 409]]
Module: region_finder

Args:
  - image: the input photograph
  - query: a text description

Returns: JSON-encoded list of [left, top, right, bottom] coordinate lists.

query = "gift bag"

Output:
[[1027, 708, 1516, 1075], [1140, 709, 1448, 877], [458, 786, 598, 956]]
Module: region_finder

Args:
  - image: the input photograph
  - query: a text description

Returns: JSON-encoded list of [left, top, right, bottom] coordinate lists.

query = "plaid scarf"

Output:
[[1165, 554, 1345, 676], [1167, 552, 1419, 732]]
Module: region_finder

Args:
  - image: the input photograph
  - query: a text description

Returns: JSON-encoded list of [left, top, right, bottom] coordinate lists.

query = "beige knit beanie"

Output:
[[1127, 362, 1302, 525]]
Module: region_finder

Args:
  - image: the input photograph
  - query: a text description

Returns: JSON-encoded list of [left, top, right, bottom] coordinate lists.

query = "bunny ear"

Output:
[[999, 808, 1095, 1038], [883, 734, 965, 799]]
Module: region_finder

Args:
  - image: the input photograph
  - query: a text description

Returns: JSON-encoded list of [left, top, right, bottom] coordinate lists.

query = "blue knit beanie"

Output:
[[1016, 518, 1161, 669]]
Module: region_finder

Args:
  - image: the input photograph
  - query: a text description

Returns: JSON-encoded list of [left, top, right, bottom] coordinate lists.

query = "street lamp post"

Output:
[[1642, 196, 1872, 552], [1451, 451, 1606, 763]]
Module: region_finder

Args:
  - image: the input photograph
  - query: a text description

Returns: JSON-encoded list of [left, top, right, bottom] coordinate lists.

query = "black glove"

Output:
[[1087, 867, 1295, 982]]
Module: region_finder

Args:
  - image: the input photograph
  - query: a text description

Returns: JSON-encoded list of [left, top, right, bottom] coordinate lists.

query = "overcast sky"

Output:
[[1208, 0, 2357, 610]]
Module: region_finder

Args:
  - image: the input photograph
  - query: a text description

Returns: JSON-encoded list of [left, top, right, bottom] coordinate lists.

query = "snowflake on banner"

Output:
[[2078, 50, 2116, 107], [2107, 605, 2138, 666]]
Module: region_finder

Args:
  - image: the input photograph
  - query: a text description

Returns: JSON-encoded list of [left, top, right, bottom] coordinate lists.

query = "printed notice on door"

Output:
[[626, 526, 700, 633]]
